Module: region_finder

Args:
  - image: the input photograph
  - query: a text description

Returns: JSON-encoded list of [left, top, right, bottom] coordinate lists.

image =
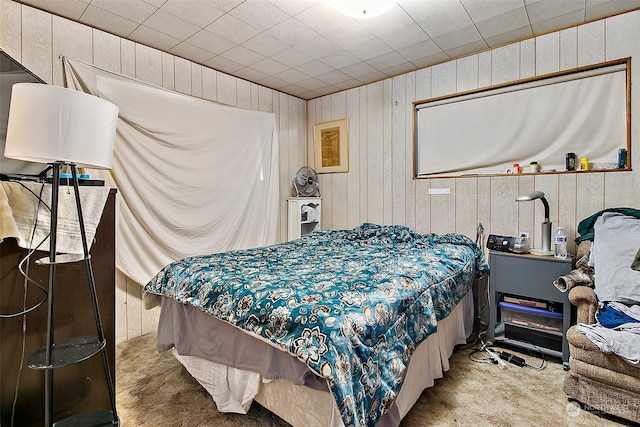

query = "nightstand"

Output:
[[488, 250, 573, 368], [287, 197, 321, 240]]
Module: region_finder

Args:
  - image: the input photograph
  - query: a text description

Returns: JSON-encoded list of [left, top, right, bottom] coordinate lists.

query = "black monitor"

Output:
[[0, 50, 47, 176]]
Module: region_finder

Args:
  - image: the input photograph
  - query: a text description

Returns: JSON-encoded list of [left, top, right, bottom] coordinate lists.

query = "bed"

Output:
[[142, 223, 488, 427]]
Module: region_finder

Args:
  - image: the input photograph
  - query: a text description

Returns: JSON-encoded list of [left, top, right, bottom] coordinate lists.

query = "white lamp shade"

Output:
[[4, 83, 119, 169]]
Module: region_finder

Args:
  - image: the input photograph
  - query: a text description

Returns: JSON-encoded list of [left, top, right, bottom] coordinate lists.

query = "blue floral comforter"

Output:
[[144, 223, 488, 427]]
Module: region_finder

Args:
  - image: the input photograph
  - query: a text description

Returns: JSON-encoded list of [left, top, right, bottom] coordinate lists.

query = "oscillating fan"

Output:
[[293, 166, 321, 197]]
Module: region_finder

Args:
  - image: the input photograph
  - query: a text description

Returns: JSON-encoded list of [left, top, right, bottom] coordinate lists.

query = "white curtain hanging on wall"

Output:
[[415, 63, 627, 176], [63, 58, 279, 286]]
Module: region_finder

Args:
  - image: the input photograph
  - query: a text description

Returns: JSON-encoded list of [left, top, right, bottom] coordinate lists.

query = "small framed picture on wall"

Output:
[[313, 118, 348, 173]]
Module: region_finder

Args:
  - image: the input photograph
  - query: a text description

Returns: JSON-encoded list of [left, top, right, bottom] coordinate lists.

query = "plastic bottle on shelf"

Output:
[[554, 227, 568, 259], [566, 153, 576, 171], [579, 157, 589, 171]]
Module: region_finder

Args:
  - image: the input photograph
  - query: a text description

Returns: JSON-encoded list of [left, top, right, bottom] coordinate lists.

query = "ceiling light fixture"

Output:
[[327, 0, 396, 19]]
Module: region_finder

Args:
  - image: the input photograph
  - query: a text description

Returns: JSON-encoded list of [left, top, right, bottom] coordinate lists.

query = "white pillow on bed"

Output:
[[590, 213, 640, 305]]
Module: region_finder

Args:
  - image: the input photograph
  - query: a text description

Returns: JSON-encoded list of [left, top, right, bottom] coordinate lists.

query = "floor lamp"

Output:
[[4, 83, 120, 426]]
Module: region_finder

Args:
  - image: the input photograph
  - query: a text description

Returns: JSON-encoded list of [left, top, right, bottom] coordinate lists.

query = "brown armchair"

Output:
[[564, 286, 640, 423], [564, 257, 640, 423]]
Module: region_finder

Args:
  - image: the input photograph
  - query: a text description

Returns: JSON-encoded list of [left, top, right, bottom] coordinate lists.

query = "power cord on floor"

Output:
[[467, 338, 546, 371], [497, 348, 546, 370], [468, 347, 496, 365]]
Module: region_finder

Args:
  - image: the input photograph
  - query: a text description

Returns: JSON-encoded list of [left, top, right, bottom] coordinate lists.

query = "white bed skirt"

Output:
[[172, 291, 474, 427]]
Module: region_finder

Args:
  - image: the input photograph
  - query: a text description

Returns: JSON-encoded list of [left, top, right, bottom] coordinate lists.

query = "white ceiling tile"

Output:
[[295, 37, 341, 58], [339, 61, 379, 79], [295, 60, 335, 77], [268, 0, 322, 16], [354, 69, 390, 83], [241, 33, 291, 58], [90, 0, 158, 24], [21, 0, 88, 20], [161, 0, 229, 27], [319, 50, 361, 69], [206, 14, 262, 44], [333, 77, 363, 90], [367, 51, 409, 70], [266, 18, 321, 44], [278, 83, 309, 98], [295, 77, 330, 91], [257, 75, 290, 89], [410, 51, 451, 69], [142, 0, 166, 7], [377, 23, 429, 50], [204, 55, 245, 74], [169, 42, 216, 63], [143, 10, 201, 40], [473, 9, 531, 39], [397, 39, 443, 62], [295, 2, 361, 35], [525, 0, 589, 35], [413, 1, 475, 37], [315, 83, 341, 95], [525, 0, 586, 23], [233, 66, 271, 82], [316, 69, 352, 85], [229, 0, 291, 31], [432, 24, 483, 51], [204, 0, 246, 14], [396, 0, 446, 21], [274, 68, 310, 84], [529, 10, 585, 35], [444, 38, 490, 59], [348, 37, 393, 61], [461, 0, 526, 22], [251, 57, 290, 75], [220, 45, 266, 67], [80, 5, 139, 38], [484, 26, 534, 47], [297, 88, 325, 99], [186, 30, 236, 55], [271, 49, 314, 68], [326, 26, 377, 50], [585, 0, 640, 20], [128, 25, 181, 50], [382, 62, 416, 78]]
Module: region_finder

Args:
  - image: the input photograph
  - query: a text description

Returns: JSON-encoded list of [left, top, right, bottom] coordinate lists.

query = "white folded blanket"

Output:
[[0, 181, 110, 254], [576, 322, 640, 365]]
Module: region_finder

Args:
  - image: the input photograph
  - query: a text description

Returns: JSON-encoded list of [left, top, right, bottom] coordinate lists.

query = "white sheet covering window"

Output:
[[62, 58, 279, 285], [415, 63, 628, 176]]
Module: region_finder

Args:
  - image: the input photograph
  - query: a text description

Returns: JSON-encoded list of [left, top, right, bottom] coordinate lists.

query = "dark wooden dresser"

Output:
[[0, 188, 117, 426]]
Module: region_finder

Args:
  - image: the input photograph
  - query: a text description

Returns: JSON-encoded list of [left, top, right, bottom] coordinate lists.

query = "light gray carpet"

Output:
[[116, 333, 629, 426]]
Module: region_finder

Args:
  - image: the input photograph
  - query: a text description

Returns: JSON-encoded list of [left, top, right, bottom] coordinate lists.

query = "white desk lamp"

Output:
[[4, 83, 119, 426], [515, 190, 553, 256]]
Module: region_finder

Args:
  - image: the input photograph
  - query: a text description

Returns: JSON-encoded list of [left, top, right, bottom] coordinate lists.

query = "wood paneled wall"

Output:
[[0, 0, 307, 343], [308, 10, 640, 256]]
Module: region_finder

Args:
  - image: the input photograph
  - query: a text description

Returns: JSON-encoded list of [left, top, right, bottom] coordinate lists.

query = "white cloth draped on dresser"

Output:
[[0, 181, 109, 254]]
